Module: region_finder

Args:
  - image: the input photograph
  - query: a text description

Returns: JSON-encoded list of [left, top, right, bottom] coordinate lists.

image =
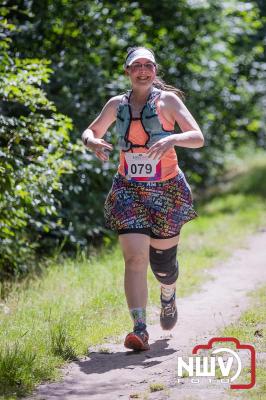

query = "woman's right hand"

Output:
[[83, 137, 113, 161]]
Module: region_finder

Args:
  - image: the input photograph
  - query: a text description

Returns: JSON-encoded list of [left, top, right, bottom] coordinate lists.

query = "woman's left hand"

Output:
[[147, 136, 176, 160]]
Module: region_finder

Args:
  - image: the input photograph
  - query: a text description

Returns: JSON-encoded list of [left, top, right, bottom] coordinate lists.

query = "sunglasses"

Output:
[[129, 62, 156, 71]]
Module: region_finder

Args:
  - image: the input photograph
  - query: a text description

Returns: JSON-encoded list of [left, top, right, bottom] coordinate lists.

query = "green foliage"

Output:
[[1, 0, 266, 258], [0, 13, 75, 275], [0, 342, 36, 396], [50, 322, 77, 361], [9, 0, 265, 249]]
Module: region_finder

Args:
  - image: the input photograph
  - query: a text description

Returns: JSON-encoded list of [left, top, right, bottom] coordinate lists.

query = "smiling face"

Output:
[[126, 57, 157, 89]]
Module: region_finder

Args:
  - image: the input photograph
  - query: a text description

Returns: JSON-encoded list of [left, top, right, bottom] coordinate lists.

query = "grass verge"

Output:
[[221, 285, 266, 399], [0, 151, 266, 398]]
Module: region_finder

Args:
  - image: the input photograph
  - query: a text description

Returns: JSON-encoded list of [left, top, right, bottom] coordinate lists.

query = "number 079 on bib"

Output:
[[124, 153, 162, 182]]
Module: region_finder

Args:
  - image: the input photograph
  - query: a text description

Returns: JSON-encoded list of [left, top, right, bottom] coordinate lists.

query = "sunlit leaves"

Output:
[[0, 9, 75, 276], [1, 0, 265, 266]]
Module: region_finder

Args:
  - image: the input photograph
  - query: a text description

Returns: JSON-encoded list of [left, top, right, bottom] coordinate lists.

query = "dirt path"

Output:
[[28, 229, 266, 400]]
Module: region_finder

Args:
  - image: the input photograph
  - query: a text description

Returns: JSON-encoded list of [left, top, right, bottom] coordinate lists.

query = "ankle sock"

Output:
[[129, 307, 146, 331], [161, 285, 175, 302]]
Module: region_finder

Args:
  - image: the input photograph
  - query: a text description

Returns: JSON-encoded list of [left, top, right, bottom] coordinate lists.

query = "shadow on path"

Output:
[[32, 339, 178, 399], [77, 338, 176, 375]]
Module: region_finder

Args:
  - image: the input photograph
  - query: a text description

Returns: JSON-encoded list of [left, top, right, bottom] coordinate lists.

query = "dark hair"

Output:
[[125, 46, 185, 100]]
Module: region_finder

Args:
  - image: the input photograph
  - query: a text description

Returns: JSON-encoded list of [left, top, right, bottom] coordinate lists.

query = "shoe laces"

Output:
[[134, 329, 149, 341], [161, 300, 176, 318]]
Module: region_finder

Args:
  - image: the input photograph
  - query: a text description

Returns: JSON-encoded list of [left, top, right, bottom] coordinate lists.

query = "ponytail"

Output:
[[153, 76, 185, 100]]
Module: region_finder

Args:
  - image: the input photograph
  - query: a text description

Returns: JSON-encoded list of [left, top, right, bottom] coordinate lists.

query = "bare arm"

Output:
[[81, 95, 122, 160], [161, 91, 204, 148], [147, 91, 204, 159]]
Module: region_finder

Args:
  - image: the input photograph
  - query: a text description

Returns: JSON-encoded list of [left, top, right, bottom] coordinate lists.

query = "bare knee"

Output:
[[124, 253, 149, 272]]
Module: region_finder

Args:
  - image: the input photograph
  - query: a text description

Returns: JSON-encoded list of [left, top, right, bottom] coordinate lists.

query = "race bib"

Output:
[[124, 153, 162, 181]]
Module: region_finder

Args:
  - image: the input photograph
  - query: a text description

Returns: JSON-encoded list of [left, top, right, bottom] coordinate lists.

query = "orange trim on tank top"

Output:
[[118, 110, 179, 181]]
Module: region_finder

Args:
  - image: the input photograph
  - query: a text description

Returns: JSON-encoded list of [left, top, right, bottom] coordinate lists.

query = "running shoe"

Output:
[[124, 329, 150, 351], [160, 292, 178, 330]]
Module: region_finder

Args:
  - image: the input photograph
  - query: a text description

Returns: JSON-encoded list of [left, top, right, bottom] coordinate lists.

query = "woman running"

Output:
[[82, 47, 204, 351]]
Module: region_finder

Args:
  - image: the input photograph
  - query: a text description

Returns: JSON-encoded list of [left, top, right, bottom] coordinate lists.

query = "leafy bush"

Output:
[[0, 14, 76, 276], [1, 0, 266, 259]]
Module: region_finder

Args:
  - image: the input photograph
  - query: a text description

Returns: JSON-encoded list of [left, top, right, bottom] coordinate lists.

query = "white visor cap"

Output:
[[124, 48, 156, 68]]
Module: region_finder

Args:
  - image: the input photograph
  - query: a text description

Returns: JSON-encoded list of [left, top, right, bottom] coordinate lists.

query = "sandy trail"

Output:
[[28, 229, 266, 400]]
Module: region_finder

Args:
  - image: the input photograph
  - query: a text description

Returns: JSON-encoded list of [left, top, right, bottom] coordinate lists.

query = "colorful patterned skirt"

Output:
[[104, 170, 197, 238]]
